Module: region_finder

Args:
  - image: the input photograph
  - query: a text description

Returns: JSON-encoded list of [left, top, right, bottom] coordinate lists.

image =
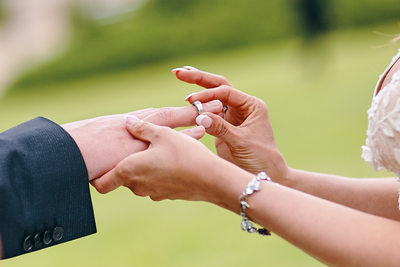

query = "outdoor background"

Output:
[[1, 0, 400, 266]]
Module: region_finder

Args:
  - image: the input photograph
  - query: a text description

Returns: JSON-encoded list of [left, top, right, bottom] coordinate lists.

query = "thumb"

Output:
[[125, 115, 166, 143], [180, 126, 206, 140], [195, 112, 237, 143], [90, 167, 122, 194], [90, 152, 147, 194]]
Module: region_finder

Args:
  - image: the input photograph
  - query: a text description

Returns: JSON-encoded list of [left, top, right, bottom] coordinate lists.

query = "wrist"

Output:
[[203, 158, 254, 214], [61, 123, 96, 180], [279, 167, 299, 187], [260, 148, 290, 182], [61, 123, 91, 180]]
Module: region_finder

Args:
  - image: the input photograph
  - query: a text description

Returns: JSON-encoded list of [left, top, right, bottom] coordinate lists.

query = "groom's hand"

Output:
[[62, 100, 222, 180]]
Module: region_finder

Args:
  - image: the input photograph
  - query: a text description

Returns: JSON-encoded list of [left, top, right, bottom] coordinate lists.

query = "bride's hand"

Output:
[[90, 116, 243, 206], [173, 67, 288, 180]]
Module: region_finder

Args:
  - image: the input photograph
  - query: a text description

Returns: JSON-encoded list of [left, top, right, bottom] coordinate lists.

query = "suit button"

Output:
[[34, 233, 43, 249], [43, 230, 52, 245], [23, 235, 33, 252], [52, 227, 64, 242]]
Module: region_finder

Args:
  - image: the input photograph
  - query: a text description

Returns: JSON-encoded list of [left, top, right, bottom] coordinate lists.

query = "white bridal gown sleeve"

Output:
[[362, 49, 400, 208]]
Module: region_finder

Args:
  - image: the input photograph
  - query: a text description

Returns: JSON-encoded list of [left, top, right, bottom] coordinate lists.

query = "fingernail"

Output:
[[193, 125, 205, 133], [196, 115, 213, 129], [125, 114, 140, 126], [171, 67, 186, 73], [183, 66, 198, 71], [185, 92, 197, 101], [207, 100, 222, 109]]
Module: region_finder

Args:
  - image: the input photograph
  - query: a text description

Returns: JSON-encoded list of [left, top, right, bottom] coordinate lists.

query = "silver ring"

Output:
[[223, 105, 229, 113], [192, 101, 204, 114]]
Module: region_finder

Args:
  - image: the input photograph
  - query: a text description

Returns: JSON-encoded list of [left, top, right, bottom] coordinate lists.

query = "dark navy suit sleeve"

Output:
[[0, 117, 96, 259]]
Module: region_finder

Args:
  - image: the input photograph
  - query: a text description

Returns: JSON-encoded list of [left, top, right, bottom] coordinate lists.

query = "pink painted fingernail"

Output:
[[196, 115, 213, 129], [125, 115, 140, 126], [183, 66, 198, 71], [185, 92, 197, 101], [207, 100, 222, 110], [171, 67, 186, 73], [193, 125, 205, 133]]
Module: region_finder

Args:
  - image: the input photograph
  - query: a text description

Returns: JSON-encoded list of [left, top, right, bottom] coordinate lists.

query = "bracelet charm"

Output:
[[239, 172, 272, 236]]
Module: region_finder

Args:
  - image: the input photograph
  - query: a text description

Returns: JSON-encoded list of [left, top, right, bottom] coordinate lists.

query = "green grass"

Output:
[[1, 21, 400, 266]]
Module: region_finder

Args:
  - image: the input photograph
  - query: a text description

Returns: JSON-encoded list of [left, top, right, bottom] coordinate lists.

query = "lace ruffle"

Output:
[[362, 50, 400, 210], [362, 66, 400, 177]]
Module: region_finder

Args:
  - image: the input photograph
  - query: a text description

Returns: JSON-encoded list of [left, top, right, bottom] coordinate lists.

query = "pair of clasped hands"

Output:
[[63, 66, 287, 213]]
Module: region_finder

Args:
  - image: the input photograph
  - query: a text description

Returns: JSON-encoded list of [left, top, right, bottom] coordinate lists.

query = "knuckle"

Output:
[[115, 164, 132, 178], [93, 183, 108, 194], [157, 108, 173, 124], [149, 195, 164, 202], [253, 97, 269, 113], [254, 96, 267, 107], [158, 126, 172, 137], [215, 85, 232, 97], [144, 107, 157, 112], [196, 73, 205, 85], [129, 185, 148, 197], [219, 84, 231, 91], [213, 123, 229, 137], [217, 75, 228, 82], [133, 122, 148, 135], [130, 107, 152, 115], [158, 107, 170, 114]]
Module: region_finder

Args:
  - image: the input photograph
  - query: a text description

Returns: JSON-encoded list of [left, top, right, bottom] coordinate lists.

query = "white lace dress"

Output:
[[362, 49, 400, 208]]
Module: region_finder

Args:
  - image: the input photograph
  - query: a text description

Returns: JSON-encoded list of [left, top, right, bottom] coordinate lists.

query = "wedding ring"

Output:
[[223, 105, 229, 113], [192, 101, 204, 114]]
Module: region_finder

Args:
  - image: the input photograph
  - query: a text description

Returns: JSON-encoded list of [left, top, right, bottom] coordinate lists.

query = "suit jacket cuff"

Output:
[[0, 117, 96, 259]]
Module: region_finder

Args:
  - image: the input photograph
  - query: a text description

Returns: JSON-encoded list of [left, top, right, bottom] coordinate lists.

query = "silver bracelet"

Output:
[[239, 172, 272, 236]]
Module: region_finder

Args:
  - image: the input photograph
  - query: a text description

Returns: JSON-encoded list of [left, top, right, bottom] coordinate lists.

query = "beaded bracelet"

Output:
[[239, 172, 272, 236]]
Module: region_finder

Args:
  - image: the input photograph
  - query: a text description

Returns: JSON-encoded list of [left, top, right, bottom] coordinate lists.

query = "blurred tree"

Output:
[[9, 0, 400, 90], [292, 0, 334, 80], [0, 1, 5, 24], [295, 0, 332, 38], [150, 0, 198, 13]]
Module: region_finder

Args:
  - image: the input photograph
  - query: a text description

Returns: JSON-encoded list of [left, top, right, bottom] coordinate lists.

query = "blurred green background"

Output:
[[1, 0, 400, 266]]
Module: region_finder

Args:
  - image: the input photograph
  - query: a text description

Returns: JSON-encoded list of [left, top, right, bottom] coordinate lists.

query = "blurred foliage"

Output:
[[11, 0, 400, 89], [332, 0, 400, 27], [0, 1, 5, 24]]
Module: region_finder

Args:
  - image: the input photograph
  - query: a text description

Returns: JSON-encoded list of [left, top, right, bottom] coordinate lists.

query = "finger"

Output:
[[91, 108, 155, 121], [126, 98, 222, 123], [90, 153, 145, 194], [127, 108, 158, 119], [90, 168, 122, 194], [172, 67, 232, 89], [125, 115, 169, 143], [185, 85, 251, 108], [180, 126, 205, 140], [143, 100, 222, 128], [195, 112, 238, 143]]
